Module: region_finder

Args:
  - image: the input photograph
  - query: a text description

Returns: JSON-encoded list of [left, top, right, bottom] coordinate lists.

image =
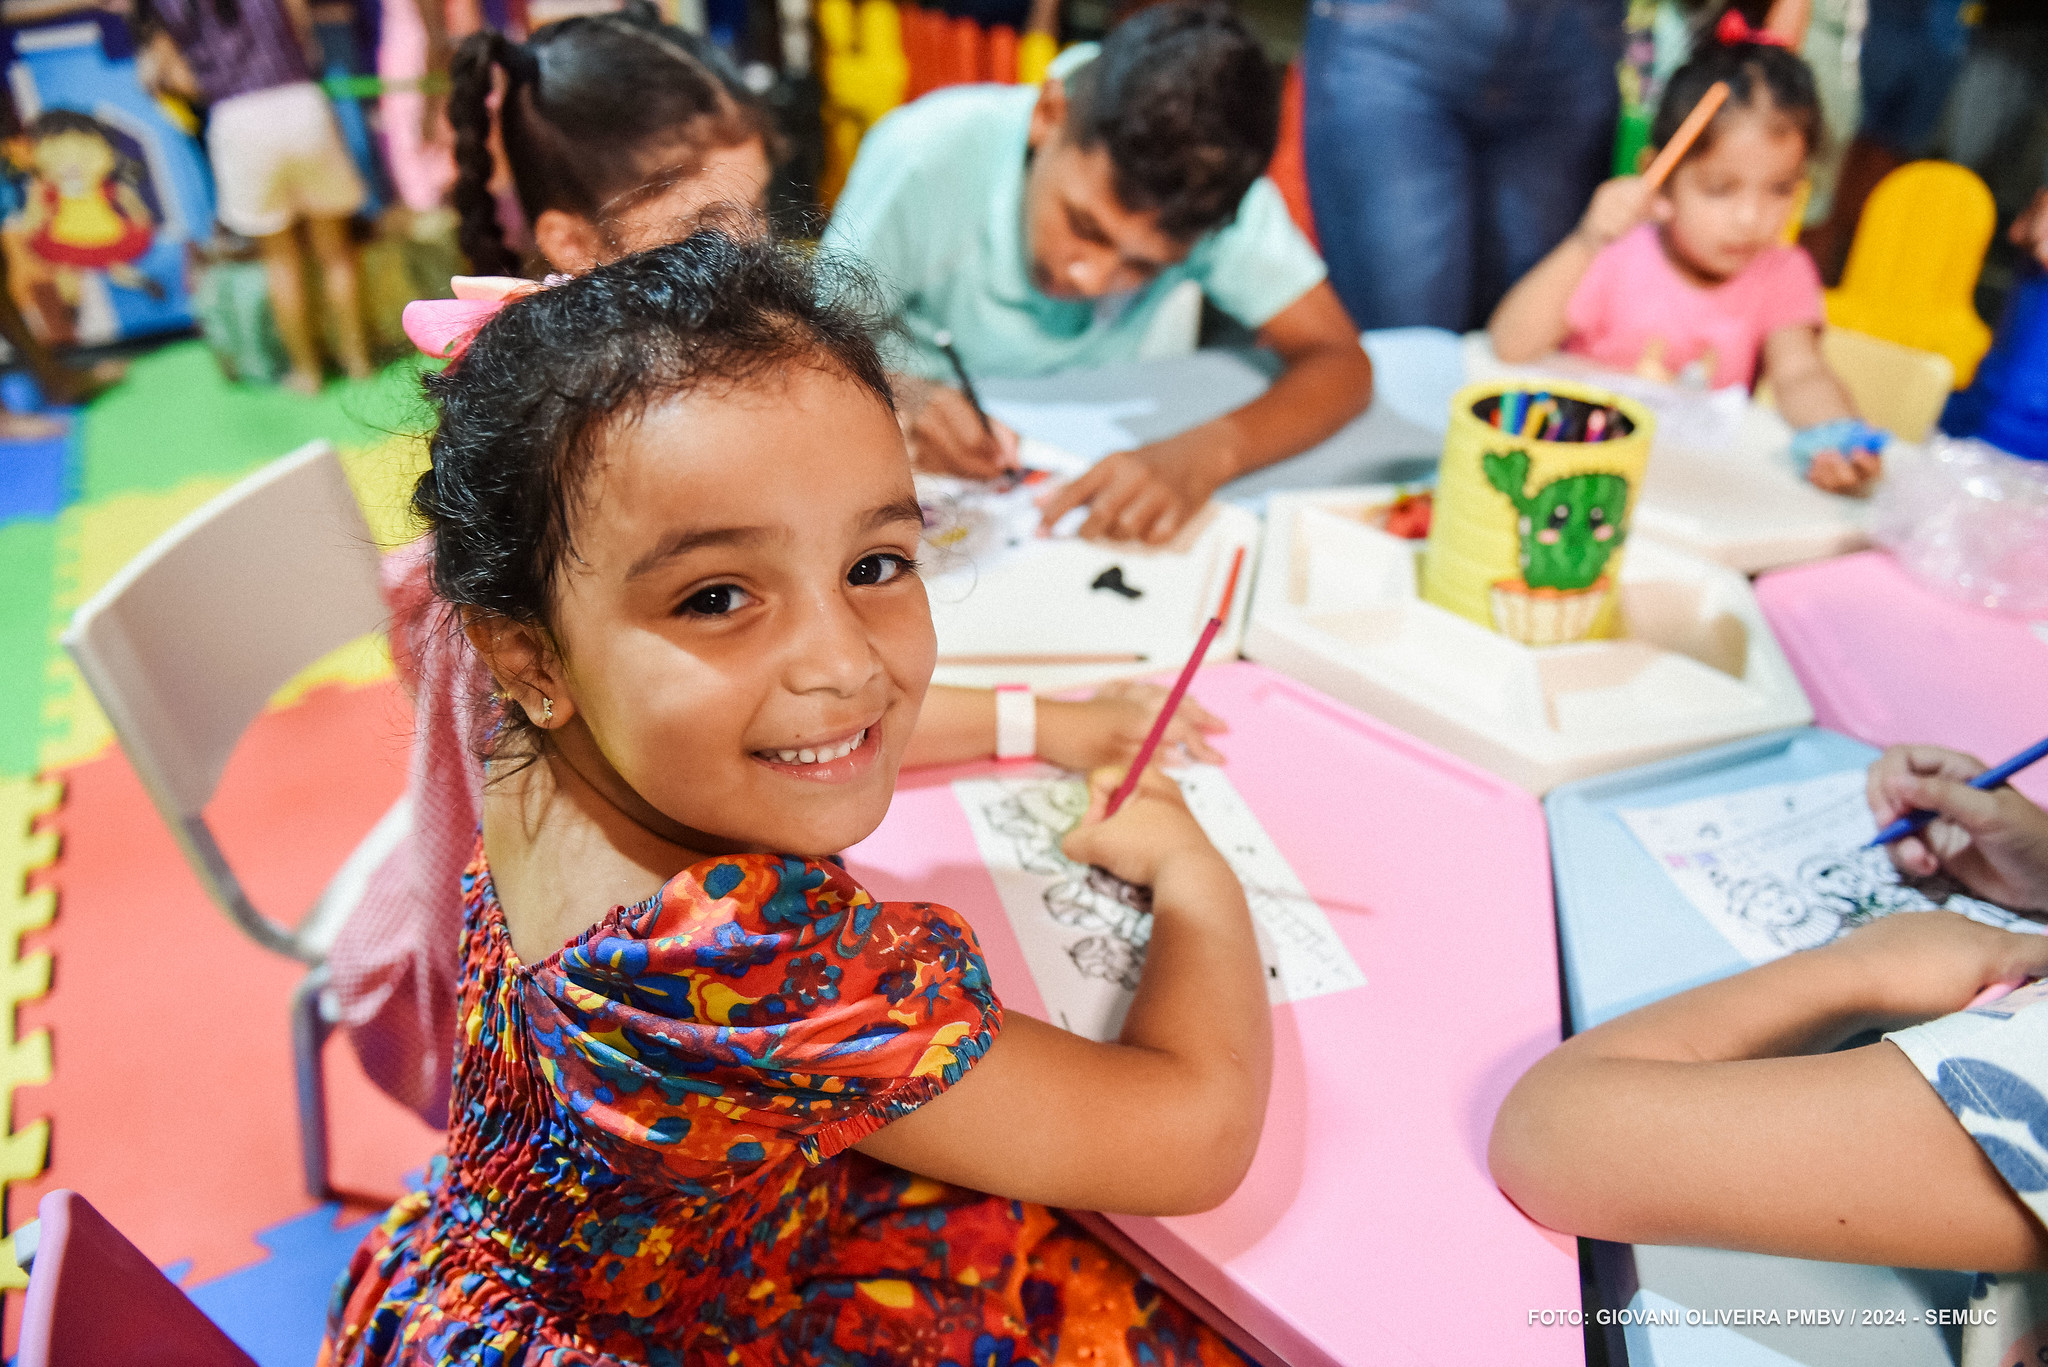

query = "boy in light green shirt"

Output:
[[823, 0, 1373, 545]]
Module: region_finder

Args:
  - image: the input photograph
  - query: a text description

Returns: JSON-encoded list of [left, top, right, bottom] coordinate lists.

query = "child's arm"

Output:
[[1490, 912, 2048, 1269], [1032, 281, 1372, 545], [1489, 176, 1660, 363], [901, 682, 1227, 771], [1763, 325, 1882, 495], [856, 766, 1271, 1214]]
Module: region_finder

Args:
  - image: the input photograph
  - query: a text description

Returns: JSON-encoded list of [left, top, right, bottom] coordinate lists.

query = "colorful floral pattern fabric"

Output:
[[318, 849, 1245, 1366]]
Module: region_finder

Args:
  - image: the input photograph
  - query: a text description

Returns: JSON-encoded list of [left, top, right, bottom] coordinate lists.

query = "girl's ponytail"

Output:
[[449, 32, 530, 278]]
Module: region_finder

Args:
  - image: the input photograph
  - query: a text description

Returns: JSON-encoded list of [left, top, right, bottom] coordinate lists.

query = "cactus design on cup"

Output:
[[1481, 449, 1631, 645]]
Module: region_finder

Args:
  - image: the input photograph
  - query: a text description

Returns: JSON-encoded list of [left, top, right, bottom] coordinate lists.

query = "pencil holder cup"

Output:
[[1421, 380, 1655, 646]]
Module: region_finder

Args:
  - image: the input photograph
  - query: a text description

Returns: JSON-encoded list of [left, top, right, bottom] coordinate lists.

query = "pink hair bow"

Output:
[[402, 275, 548, 361], [1715, 7, 1793, 47]]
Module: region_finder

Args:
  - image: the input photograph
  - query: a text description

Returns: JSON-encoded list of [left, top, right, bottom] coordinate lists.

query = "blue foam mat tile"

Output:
[[0, 426, 73, 527], [183, 1204, 378, 1365]]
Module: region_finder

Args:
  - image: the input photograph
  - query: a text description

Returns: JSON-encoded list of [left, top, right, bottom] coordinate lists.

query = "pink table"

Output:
[[1756, 551, 2048, 806], [846, 662, 1576, 1367]]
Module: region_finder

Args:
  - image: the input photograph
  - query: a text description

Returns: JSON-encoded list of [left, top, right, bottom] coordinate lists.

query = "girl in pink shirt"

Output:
[[1489, 5, 1882, 495]]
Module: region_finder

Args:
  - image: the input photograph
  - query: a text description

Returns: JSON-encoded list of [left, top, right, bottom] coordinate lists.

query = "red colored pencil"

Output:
[[1103, 545, 1246, 817]]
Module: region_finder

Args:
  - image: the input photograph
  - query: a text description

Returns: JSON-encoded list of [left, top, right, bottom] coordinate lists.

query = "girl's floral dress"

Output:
[[318, 849, 1243, 1366]]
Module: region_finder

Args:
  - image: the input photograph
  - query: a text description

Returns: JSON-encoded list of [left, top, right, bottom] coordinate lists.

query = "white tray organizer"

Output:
[[1244, 486, 1814, 793]]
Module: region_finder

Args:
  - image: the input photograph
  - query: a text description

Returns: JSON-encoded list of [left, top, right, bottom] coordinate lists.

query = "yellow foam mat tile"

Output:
[[0, 774, 60, 1290], [341, 431, 432, 552]]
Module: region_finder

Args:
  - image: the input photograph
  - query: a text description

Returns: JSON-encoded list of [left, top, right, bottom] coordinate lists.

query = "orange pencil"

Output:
[[1102, 545, 1246, 817], [1642, 80, 1730, 190]]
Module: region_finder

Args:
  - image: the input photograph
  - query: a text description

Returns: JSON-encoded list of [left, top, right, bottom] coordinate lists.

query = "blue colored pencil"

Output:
[[1867, 733, 2048, 846]]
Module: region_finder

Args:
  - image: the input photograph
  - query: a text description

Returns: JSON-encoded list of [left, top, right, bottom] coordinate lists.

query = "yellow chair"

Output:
[[1017, 30, 1057, 84], [818, 0, 909, 207], [1825, 161, 1994, 386], [1818, 327, 1955, 442], [1757, 327, 1954, 442], [1780, 179, 1808, 245]]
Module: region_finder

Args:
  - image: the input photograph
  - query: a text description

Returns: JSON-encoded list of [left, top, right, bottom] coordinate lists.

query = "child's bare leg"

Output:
[[309, 215, 372, 381], [260, 224, 323, 395]]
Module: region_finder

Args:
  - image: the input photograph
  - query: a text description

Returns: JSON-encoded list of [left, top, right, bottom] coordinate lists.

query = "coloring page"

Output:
[[917, 400, 1158, 576], [917, 438, 1090, 573], [1618, 769, 2044, 966], [953, 764, 1365, 1041]]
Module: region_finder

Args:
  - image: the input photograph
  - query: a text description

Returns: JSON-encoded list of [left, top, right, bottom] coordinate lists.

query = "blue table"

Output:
[[1548, 729, 1976, 1367]]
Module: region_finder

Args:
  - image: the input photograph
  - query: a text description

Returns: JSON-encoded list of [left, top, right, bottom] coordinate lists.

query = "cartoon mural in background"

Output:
[[0, 12, 212, 348]]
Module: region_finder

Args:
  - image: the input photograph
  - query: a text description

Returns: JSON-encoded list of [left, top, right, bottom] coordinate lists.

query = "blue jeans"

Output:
[[1302, 0, 1625, 331], [1860, 0, 1970, 155]]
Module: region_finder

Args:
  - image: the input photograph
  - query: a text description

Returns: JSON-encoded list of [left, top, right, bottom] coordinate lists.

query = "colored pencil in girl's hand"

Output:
[[1103, 546, 1246, 817], [1643, 81, 1731, 191]]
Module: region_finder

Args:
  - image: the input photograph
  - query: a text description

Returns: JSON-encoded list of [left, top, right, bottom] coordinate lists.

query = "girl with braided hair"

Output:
[[443, 2, 776, 277]]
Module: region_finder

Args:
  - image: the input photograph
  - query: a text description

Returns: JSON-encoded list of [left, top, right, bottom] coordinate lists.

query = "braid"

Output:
[[449, 31, 524, 277]]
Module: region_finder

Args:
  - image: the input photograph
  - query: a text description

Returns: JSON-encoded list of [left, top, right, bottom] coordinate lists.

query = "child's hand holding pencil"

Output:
[[1061, 764, 1228, 893], [1867, 744, 2048, 914], [897, 374, 1022, 480], [1570, 79, 1732, 253], [1573, 175, 1667, 251]]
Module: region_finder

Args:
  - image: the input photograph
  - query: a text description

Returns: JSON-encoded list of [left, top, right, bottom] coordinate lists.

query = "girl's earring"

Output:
[[541, 696, 554, 726]]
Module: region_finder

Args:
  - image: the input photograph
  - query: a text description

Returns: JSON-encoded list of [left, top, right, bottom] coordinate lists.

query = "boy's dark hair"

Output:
[[1063, 0, 1279, 242], [1653, 2, 1823, 166], [416, 230, 893, 754], [448, 1, 776, 277]]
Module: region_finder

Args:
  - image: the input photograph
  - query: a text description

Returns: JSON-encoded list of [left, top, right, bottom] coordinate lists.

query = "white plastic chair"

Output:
[[61, 441, 410, 1200]]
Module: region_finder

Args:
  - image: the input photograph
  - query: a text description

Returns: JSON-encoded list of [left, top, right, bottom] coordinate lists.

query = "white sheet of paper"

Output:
[[953, 763, 1365, 1040], [1618, 770, 2043, 965], [983, 398, 1157, 463]]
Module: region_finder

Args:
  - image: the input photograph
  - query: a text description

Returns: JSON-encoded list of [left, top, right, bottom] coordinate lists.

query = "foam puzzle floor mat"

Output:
[[0, 342, 445, 1357]]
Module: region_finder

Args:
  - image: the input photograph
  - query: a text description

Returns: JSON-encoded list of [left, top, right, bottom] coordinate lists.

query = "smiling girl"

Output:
[[1488, 4, 1884, 495], [318, 232, 1269, 1366]]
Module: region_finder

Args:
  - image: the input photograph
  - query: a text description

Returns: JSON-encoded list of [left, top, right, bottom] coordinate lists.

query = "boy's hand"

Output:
[[1868, 746, 2048, 913], [1035, 681, 1228, 772], [1061, 765, 1225, 890], [1824, 911, 2048, 1029], [900, 378, 1021, 480], [1575, 175, 1664, 250], [1037, 428, 1234, 544]]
